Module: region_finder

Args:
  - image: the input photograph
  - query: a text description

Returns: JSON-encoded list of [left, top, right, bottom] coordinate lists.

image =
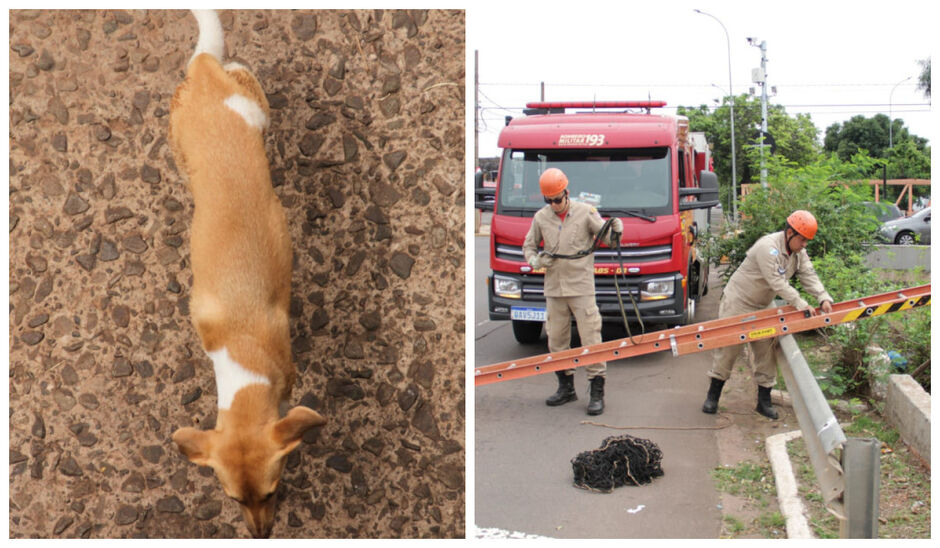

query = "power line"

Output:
[[479, 81, 924, 89], [478, 105, 930, 114]]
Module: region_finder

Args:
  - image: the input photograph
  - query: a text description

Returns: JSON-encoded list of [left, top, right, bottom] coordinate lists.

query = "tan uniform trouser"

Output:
[[707, 295, 778, 388], [545, 295, 605, 379]]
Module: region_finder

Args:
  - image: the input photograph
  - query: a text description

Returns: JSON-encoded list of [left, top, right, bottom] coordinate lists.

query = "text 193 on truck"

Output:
[[487, 100, 720, 343]]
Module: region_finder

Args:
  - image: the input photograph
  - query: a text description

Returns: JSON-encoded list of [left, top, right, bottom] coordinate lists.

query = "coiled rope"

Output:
[[571, 434, 664, 492]]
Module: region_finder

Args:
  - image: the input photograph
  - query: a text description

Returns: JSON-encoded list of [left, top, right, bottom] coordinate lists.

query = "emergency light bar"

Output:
[[525, 100, 667, 110]]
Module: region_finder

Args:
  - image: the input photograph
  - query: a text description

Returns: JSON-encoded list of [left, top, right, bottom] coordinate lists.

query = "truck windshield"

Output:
[[496, 148, 672, 217]]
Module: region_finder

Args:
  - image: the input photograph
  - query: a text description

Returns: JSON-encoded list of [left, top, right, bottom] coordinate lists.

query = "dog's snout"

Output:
[[241, 499, 276, 539], [250, 522, 273, 539]]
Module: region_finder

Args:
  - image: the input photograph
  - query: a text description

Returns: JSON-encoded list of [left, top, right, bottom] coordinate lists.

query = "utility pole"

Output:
[[749, 37, 769, 189], [474, 50, 479, 170]]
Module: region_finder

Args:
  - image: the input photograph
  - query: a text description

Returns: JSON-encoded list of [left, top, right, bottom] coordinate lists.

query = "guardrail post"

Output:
[[841, 438, 880, 538]]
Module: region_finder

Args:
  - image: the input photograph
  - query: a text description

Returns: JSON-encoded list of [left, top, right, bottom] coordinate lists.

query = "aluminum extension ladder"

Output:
[[475, 284, 930, 386]]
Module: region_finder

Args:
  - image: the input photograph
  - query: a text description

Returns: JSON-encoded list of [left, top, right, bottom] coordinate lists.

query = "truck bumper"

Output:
[[488, 272, 687, 326]]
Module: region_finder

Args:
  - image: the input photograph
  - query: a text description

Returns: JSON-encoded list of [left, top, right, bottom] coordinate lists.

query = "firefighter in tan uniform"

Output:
[[702, 210, 834, 419], [523, 168, 623, 415]]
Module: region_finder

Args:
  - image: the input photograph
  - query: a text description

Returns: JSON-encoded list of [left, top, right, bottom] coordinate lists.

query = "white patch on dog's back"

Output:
[[224, 94, 268, 130], [224, 62, 249, 73], [208, 347, 270, 410]]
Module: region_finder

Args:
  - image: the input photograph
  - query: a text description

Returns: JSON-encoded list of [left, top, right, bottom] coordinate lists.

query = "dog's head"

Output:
[[172, 406, 326, 538]]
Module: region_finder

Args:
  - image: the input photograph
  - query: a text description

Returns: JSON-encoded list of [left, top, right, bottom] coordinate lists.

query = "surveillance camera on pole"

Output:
[[748, 38, 769, 188]]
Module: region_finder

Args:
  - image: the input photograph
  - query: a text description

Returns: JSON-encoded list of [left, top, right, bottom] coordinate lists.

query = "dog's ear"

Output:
[[272, 406, 327, 454], [172, 427, 216, 467]]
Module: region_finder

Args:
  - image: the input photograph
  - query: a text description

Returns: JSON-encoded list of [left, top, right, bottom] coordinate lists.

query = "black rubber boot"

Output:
[[546, 371, 577, 406], [702, 377, 725, 414], [586, 376, 605, 416], [756, 385, 779, 419]]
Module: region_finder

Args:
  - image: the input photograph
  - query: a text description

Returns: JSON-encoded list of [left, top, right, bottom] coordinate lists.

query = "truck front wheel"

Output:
[[512, 320, 543, 344]]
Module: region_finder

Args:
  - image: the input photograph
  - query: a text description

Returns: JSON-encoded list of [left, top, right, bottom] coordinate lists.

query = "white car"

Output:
[[878, 207, 931, 245]]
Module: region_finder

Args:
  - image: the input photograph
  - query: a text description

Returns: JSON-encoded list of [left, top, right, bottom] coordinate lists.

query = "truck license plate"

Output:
[[510, 306, 546, 322]]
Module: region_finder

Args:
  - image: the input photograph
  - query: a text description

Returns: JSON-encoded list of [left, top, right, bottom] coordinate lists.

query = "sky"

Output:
[[468, 0, 934, 160]]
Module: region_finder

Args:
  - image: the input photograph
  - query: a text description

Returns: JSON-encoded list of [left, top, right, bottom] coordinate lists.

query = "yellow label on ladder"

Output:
[[748, 327, 777, 339]]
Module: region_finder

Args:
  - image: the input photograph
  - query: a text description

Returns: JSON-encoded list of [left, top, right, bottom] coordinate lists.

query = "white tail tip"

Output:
[[190, 9, 224, 65]]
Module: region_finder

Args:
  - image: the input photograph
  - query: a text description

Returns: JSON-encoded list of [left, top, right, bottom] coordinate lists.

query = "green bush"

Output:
[[707, 152, 881, 280], [887, 306, 931, 392], [707, 152, 930, 397], [810, 254, 890, 396], [810, 256, 930, 396]]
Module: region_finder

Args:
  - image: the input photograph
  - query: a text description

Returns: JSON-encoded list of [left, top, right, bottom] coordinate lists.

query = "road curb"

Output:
[[765, 429, 814, 539], [886, 374, 931, 466]]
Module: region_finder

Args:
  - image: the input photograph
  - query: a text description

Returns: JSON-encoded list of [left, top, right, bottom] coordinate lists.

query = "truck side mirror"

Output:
[[678, 171, 720, 210], [699, 171, 719, 203]]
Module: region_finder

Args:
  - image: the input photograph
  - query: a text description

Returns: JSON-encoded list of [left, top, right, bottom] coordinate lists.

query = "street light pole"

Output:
[[889, 76, 911, 149], [694, 9, 737, 222]]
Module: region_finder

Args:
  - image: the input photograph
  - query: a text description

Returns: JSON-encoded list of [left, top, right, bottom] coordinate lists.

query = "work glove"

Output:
[[612, 218, 624, 233], [610, 218, 623, 245], [528, 252, 551, 270], [797, 301, 816, 317]]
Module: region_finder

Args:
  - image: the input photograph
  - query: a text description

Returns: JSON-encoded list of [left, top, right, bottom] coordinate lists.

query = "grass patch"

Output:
[[723, 515, 745, 534], [787, 413, 930, 538], [712, 461, 775, 502], [712, 460, 784, 538]]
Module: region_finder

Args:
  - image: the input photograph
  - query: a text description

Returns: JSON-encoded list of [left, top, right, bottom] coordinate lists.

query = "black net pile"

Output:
[[571, 434, 664, 493]]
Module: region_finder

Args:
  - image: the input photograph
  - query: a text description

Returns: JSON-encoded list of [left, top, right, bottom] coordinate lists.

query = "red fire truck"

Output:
[[487, 100, 719, 343]]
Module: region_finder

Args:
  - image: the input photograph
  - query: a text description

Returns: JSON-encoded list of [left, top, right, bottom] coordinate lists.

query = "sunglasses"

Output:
[[544, 192, 567, 205]]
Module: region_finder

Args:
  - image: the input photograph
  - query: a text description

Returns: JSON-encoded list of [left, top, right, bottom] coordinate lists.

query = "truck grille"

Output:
[[513, 276, 647, 305], [495, 243, 671, 263]]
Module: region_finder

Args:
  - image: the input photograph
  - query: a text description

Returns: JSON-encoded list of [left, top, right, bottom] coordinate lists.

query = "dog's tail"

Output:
[[189, 9, 224, 66]]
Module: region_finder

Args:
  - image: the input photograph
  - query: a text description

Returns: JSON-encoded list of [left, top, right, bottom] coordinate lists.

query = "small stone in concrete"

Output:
[[114, 504, 138, 525], [156, 496, 184, 513]]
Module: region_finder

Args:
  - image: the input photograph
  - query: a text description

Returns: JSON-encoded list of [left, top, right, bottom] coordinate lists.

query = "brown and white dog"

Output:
[[168, 10, 326, 538]]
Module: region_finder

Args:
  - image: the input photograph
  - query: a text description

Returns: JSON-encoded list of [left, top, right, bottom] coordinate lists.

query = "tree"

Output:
[[886, 139, 930, 180], [766, 109, 819, 168], [679, 95, 821, 212], [917, 57, 931, 99], [824, 114, 928, 163], [824, 114, 891, 160]]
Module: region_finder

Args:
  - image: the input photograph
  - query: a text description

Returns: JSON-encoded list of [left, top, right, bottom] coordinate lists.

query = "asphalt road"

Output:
[[473, 229, 726, 538]]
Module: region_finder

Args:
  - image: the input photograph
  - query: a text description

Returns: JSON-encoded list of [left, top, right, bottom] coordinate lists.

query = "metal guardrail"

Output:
[[775, 327, 880, 538]]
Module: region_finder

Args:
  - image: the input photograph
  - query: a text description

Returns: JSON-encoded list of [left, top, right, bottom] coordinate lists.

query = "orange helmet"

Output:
[[539, 168, 568, 196], [786, 210, 817, 240]]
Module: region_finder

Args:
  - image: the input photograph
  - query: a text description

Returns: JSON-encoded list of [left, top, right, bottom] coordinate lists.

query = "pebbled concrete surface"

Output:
[[9, 9, 465, 539]]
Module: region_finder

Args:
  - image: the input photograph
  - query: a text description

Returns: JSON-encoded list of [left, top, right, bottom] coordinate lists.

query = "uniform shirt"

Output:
[[723, 230, 833, 310], [523, 200, 614, 297]]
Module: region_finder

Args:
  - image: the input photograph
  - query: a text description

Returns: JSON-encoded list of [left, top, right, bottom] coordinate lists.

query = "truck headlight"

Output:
[[640, 279, 674, 301], [493, 275, 522, 299]]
